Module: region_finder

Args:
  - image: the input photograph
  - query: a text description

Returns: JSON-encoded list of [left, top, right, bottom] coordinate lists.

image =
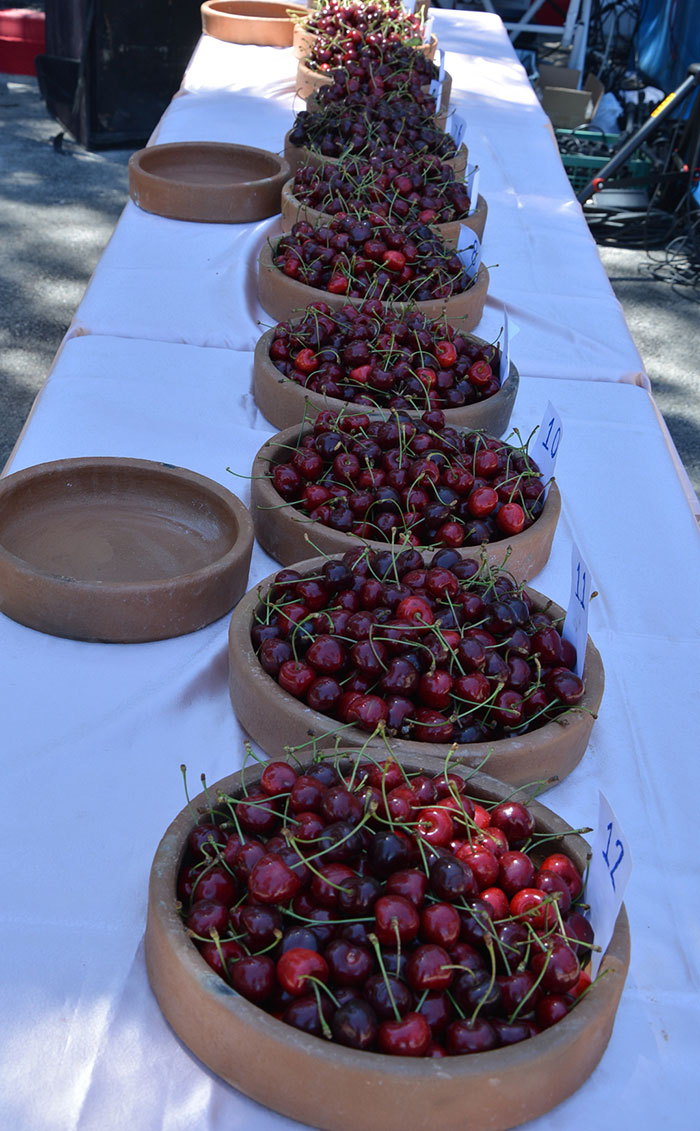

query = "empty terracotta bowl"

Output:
[[201, 0, 309, 46], [258, 240, 489, 328], [252, 320, 517, 436], [249, 421, 560, 578], [280, 179, 488, 247], [146, 752, 629, 1131], [129, 142, 290, 223], [0, 457, 254, 642], [228, 553, 604, 789]]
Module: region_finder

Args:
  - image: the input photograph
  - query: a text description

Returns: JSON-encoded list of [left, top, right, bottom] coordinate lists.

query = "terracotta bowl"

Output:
[[283, 130, 469, 178], [297, 61, 452, 112], [128, 142, 290, 224], [201, 0, 309, 45], [250, 421, 560, 578], [280, 179, 488, 247], [0, 457, 254, 643], [146, 752, 629, 1131], [258, 240, 489, 328], [293, 23, 439, 62], [228, 554, 604, 789], [252, 320, 517, 435]]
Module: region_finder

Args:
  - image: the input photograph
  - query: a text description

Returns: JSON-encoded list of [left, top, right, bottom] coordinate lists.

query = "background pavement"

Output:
[[1, 70, 699, 502]]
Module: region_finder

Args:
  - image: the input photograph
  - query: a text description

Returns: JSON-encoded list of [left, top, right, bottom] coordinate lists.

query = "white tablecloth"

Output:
[[68, 11, 646, 387], [3, 10, 700, 1130], [3, 330, 700, 1130]]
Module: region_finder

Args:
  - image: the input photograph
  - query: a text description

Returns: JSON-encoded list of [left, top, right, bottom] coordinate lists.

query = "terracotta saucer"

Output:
[[280, 179, 488, 247], [250, 422, 560, 578], [258, 240, 489, 328], [146, 752, 629, 1131], [228, 554, 604, 789], [128, 142, 290, 224], [252, 320, 517, 436], [0, 457, 254, 642], [201, 0, 308, 46], [283, 130, 468, 178]]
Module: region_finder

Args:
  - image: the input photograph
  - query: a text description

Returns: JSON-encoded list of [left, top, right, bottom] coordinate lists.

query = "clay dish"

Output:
[[146, 753, 629, 1131], [258, 240, 489, 329], [250, 422, 559, 578], [253, 320, 517, 436], [0, 457, 254, 643], [201, 0, 308, 46], [283, 130, 468, 178], [228, 554, 604, 789], [280, 179, 488, 246], [129, 142, 290, 223]]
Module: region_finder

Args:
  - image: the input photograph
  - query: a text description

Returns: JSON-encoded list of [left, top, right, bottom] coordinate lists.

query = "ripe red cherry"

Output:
[[374, 894, 421, 945], [248, 853, 302, 904], [496, 502, 525, 535], [406, 944, 453, 991], [539, 853, 583, 900], [529, 939, 581, 993], [276, 948, 329, 996], [378, 1012, 431, 1056]]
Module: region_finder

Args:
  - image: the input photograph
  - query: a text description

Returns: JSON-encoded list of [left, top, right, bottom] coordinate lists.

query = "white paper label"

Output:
[[456, 229, 481, 276], [499, 308, 510, 385], [562, 543, 591, 678], [449, 112, 466, 149], [438, 48, 445, 82], [466, 165, 480, 215], [423, 14, 434, 42], [534, 401, 562, 495], [587, 792, 632, 978], [429, 77, 443, 103]]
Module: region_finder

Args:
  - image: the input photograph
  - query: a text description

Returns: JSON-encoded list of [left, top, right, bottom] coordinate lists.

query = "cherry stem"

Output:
[[368, 932, 401, 1022]]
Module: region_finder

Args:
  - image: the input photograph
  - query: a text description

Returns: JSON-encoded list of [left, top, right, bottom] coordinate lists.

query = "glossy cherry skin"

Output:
[[276, 947, 330, 997], [378, 1012, 431, 1057], [331, 998, 379, 1050]]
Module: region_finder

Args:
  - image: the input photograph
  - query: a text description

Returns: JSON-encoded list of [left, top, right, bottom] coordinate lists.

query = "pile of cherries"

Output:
[[268, 300, 500, 412], [181, 752, 595, 1057], [288, 103, 457, 163], [310, 47, 440, 104], [291, 155, 472, 228], [252, 548, 584, 744], [268, 408, 542, 549], [299, 0, 425, 71], [272, 217, 475, 302]]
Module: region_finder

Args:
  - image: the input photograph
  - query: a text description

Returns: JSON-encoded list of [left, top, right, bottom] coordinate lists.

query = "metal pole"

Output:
[[575, 64, 700, 205]]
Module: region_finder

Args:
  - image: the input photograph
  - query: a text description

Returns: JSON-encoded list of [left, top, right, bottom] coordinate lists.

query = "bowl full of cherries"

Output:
[[253, 301, 516, 434], [228, 548, 603, 789], [146, 748, 629, 1131]]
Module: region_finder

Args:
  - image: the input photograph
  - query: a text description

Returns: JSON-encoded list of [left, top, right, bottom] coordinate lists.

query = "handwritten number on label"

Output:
[[602, 821, 624, 890], [575, 562, 586, 610], [541, 416, 561, 459]]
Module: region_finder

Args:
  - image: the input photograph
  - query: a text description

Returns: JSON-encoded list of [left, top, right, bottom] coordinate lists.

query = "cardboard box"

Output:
[[537, 64, 604, 130]]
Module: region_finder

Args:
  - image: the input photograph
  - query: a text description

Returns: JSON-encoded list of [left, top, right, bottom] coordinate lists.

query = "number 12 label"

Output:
[[587, 792, 632, 978]]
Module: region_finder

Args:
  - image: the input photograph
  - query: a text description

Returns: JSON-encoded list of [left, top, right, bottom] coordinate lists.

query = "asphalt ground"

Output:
[[1, 70, 699, 501]]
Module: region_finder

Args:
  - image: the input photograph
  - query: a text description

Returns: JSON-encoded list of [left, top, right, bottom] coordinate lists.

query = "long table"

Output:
[[2, 11, 700, 1130]]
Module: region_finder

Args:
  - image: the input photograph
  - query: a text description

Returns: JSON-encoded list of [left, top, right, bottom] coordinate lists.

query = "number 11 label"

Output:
[[562, 543, 591, 679], [587, 792, 632, 978]]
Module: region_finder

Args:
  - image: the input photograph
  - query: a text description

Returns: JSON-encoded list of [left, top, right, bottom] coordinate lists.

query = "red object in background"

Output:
[[0, 8, 46, 76], [535, 1, 571, 27]]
